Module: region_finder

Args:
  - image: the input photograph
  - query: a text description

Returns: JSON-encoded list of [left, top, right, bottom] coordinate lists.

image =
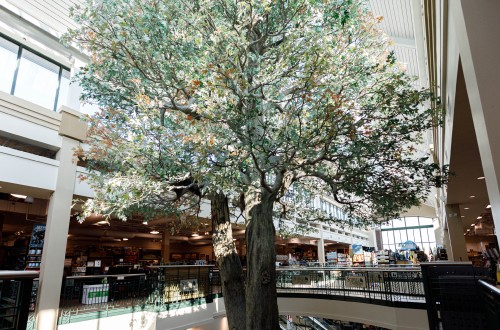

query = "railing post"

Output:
[[16, 278, 34, 330]]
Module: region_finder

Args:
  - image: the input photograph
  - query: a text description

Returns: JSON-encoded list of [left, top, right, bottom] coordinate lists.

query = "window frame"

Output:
[[0, 33, 70, 112]]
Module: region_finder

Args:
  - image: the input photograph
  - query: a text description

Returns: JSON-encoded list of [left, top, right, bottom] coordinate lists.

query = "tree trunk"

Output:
[[244, 188, 279, 330], [211, 192, 246, 330]]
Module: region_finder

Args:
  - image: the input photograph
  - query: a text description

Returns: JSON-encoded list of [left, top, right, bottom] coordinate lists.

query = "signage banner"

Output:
[[29, 224, 46, 249], [345, 275, 367, 288]]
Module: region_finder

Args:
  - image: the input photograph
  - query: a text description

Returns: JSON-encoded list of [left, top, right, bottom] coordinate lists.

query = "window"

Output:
[[381, 217, 437, 252], [0, 35, 70, 111], [0, 38, 18, 93]]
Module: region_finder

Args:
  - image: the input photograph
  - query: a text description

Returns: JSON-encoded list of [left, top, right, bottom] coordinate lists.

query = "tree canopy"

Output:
[[69, 0, 445, 229]]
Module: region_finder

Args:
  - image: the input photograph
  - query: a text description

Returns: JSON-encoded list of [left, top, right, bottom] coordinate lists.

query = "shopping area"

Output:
[[1, 193, 498, 276]]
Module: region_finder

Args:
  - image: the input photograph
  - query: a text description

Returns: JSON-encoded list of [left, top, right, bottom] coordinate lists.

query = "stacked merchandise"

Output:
[[375, 250, 390, 265]]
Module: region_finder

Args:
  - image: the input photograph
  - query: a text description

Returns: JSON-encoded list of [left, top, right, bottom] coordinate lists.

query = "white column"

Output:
[[317, 230, 325, 264], [36, 108, 86, 330], [445, 204, 468, 262], [452, 1, 500, 236], [36, 137, 79, 330]]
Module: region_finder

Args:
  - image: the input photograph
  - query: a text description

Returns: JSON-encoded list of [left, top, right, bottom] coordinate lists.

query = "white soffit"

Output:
[[2, 0, 82, 35], [368, 0, 422, 86]]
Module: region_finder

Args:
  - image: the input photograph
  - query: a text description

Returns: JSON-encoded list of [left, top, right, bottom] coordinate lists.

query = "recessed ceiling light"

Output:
[[486, 205, 491, 209], [95, 220, 109, 225], [471, 224, 475, 227], [467, 229, 470, 231], [477, 176, 485, 180], [122, 238, 129, 241], [191, 233, 199, 237], [11, 194, 27, 199], [461, 216, 465, 218], [469, 195, 476, 198], [150, 230, 160, 234], [477, 216, 482, 219], [464, 207, 469, 210]]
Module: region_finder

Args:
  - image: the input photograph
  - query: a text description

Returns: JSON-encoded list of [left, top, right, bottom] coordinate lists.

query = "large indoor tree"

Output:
[[67, 0, 447, 329]]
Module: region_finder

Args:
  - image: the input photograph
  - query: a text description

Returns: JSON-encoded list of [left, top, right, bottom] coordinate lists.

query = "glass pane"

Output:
[[427, 228, 436, 244], [387, 231, 395, 245], [406, 229, 415, 242], [395, 230, 403, 246], [383, 231, 390, 245], [399, 229, 408, 243], [14, 50, 59, 110], [421, 226, 428, 242], [405, 217, 420, 227], [0, 37, 19, 93], [392, 218, 405, 228], [414, 228, 422, 245], [55, 69, 70, 110], [419, 217, 433, 226]]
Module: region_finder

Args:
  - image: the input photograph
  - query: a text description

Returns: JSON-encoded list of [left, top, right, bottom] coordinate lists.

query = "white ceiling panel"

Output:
[[4, 0, 83, 34], [368, 0, 415, 39]]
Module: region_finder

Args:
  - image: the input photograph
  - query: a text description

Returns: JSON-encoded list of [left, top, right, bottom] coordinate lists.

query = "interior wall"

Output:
[[464, 235, 498, 252]]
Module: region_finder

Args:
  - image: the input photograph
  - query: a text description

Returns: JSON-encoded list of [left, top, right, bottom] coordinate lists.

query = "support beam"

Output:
[[451, 0, 500, 237], [444, 204, 468, 261], [35, 137, 79, 330]]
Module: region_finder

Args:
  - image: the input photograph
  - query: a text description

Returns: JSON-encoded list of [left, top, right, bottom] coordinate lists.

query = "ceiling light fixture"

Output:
[[150, 230, 160, 235], [95, 220, 109, 225], [486, 205, 491, 209], [477, 216, 482, 219], [469, 195, 476, 198], [461, 216, 465, 218], [191, 233, 199, 237], [471, 224, 475, 227], [11, 194, 27, 199], [477, 176, 485, 180], [122, 238, 129, 241], [142, 220, 148, 225], [464, 207, 469, 210]]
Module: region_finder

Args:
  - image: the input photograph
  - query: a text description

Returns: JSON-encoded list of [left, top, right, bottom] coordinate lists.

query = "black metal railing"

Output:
[[15, 263, 497, 328], [56, 265, 222, 324], [276, 267, 425, 308], [478, 280, 500, 329], [420, 262, 494, 330], [58, 273, 148, 324], [145, 265, 221, 308], [0, 271, 38, 330]]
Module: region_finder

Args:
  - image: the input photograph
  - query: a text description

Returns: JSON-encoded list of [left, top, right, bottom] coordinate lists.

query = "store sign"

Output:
[[352, 254, 365, 263], [180, 279, 198, 293], [291, 275, 311, 285], [345, 275, 367, 288], [29, 224, 45, 248]]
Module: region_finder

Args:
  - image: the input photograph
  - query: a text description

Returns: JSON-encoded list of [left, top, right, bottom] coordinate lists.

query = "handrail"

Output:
[[478, 279, 500, 295], [65, 273, 146, 279], [148, 265, 214, 268], [277, 266, 421, 272], [0, 270, 39, 280]]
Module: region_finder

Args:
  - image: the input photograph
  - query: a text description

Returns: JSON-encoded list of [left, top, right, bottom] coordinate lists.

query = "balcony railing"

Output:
[[276, 267, 426, 309], [4, 264, 495, 329], [0, 271, 38, 330]]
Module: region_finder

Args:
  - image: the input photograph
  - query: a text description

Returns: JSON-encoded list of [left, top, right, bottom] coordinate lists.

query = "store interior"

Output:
[[0, 187, 497, 275], [0, 193, 354, 275]]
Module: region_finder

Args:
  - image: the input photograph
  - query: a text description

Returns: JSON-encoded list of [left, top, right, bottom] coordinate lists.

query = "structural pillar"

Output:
[[444, 204, 468, 261], [453, 1, 500, 236], [36, 108, 86, 330], [317, 230, 325, 264], [161, 230, 170, 264]]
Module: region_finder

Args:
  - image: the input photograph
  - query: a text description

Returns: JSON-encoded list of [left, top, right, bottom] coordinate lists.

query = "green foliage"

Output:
[[68, 0, 447, 228]]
